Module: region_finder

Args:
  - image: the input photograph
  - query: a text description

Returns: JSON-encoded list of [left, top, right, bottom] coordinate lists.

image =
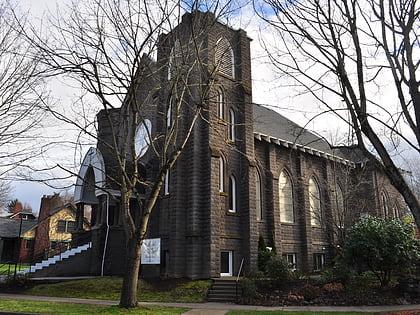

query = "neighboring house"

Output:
[[0, 202, 37, 263], [0, 217, 36, 263], [1, 194, 88, 265], [20, 194, 88, 263], [72, 11, 405, 279]]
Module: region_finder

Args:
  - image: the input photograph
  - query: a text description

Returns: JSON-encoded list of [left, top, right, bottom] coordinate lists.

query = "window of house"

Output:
[[313, 253, 325, 271], [219, 157, 225, 192], [279, 170, 294, 223], [309, 177, 321, 226], [57, 220, 76, 233], [229, 175, 237, 213], [215, 37, 235, 78], [228, 108, 235, 142], [164, 170, 170, 195], [25, 239, 34, 249], [282, 253, 297, 270], [218, 89, 224, 121], [256, 170, 262, 220]]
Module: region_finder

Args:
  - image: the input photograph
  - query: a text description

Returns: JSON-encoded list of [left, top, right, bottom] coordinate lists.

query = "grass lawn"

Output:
[[0, 299, 381, 315], [25, 277, 211, 303], [0, 264, 26, 273], [0, 298, 188, 314]]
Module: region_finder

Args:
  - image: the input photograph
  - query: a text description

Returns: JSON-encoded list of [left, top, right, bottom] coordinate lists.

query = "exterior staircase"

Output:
[[207, 278, 241, 303], [18, 242, 92, 275]]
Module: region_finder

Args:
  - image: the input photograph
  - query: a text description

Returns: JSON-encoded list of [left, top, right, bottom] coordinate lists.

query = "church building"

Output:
[[73, 11, 403, 279]]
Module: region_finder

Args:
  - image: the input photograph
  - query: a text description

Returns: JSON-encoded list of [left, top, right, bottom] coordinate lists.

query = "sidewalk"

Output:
[[0, 293, 419, 314]]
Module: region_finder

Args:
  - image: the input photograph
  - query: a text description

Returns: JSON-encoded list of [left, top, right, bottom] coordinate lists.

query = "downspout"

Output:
[[101, 194, 110, 276]]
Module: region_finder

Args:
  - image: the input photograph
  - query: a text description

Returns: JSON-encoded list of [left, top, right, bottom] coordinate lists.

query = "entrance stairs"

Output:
[[18, 242, 92, 275], [207, 278, 241, 303]]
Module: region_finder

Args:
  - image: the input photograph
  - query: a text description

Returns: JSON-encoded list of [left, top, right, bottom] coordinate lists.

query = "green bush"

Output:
[[246, 269, 265, 279], [344, 216, 419, 286], [320, 263, 351, 284], [265, 255, 290, 281], [240, 278, 259, 303]]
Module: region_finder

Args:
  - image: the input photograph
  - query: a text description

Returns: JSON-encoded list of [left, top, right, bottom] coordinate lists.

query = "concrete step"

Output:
[[207, 278, 241, 303]]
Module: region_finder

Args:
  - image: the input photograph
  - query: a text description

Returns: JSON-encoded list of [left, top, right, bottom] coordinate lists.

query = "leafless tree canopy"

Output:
[[254, 0, 420, 228], [24, 0, 237, 307], [0, 1, 47, 178]]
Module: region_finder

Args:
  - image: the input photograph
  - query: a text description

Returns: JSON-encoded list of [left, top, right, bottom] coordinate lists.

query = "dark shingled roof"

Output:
[[253, 104, 356, 165], [253, 104, 333, 153], [0, 217, 37, 238]]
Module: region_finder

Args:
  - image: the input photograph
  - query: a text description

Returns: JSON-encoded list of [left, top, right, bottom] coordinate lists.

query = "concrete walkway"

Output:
[[0, 293, 419, 314]]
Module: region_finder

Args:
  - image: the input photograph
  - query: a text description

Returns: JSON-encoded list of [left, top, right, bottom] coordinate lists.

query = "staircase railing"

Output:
[[236, 257, 244, 302], [0, 262, 14, 279], [22, 231, 92, 275]]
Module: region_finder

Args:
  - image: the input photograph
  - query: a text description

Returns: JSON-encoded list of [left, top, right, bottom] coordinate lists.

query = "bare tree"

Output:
[[24, 0, 234, 308], [0, 180, 12, 212], [0, 1, 47, 178], [254, 0, 420, 229]]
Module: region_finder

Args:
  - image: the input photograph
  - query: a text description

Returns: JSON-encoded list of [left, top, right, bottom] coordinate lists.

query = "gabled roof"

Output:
[[7, 212, 37, 220], [0, 217, 37, 238], [49, 203, 76, 216], [253, 104, 355, 166]]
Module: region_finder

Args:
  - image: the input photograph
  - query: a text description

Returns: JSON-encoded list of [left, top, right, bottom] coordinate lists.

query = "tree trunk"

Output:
[[119, 236, 142, 308]]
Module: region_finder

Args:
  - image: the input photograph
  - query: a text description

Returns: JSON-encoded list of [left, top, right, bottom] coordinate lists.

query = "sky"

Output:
[[9, 0, 419, 212]]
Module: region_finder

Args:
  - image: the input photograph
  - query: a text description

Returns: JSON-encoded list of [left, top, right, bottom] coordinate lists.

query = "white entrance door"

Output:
[[220, 251, 233, 276]]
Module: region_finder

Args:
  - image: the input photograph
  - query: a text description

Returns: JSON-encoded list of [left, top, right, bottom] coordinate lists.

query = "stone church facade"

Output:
[[73, 11, 404, 279]]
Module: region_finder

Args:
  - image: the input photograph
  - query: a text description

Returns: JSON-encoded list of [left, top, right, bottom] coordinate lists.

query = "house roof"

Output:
[[252, 104, 355, 166], [0, 217, 37, 238], [49, 203, 76, 216], [7, 212, 37, 220]]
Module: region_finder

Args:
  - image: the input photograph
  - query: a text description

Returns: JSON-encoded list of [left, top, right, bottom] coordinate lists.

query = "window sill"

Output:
[[280, 221, 296, 225], [219, 191, 228, 197], [217, 120, 227, 125], [226, 211, 239, 216]]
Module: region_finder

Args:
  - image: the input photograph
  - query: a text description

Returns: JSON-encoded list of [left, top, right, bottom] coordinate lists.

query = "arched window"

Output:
[[215, 37, 234, 78], [167, 96, 173, 127], [380, 191, 389, 217], [309, 177, 321, 226], [218, 89, 224, 120], [334, 185, 345, 227], [219, 156, 225, 192], [168, 40, 181, 80], [256, 170, 262, 221], [279, 170, 293, 223], [229, 175, 237, 213], [228, 108, 235, 142], [164, 170, 170, 195]]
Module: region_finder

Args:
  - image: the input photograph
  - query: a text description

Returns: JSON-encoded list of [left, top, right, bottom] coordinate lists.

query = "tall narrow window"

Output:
[[164, 171, 170, 195], [168, 40, 181, 80], [228, 108, 235, 142], [215, 37, 234, 78], [256, 170, 262, 220], [279, 170, 294, 223], [229, 175, 237, 213], [380, 191, 389, 217], [218, 89, 224, 120], [309, 177, 321, 226], [334, 184, 345, 228], [219, 157, 225, 192], [167, 97, 173, 127]]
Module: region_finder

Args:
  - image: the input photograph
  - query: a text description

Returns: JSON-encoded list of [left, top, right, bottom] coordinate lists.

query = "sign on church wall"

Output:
[[141, 238, 160, 264]]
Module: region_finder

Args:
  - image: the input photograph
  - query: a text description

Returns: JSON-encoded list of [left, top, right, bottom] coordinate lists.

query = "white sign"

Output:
[[141, 238, 160, 264]]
